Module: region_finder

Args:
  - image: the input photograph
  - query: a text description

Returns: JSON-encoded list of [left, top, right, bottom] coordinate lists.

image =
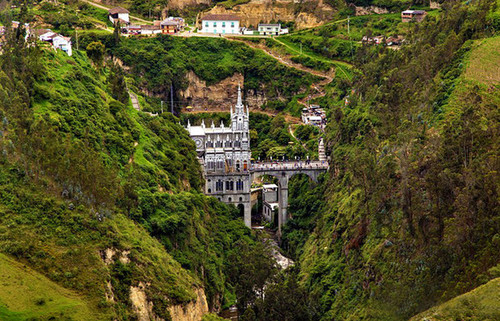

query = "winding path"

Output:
[[82, 0, 152, 24]]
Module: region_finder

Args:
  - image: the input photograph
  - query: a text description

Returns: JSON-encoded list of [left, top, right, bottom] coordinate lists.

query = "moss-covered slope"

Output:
[[0, 31, 251, 319]]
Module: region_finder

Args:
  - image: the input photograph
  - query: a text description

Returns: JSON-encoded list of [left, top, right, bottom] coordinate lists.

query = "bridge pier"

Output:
[[243, 201, 252, 228], [278, 177, 289, 237]]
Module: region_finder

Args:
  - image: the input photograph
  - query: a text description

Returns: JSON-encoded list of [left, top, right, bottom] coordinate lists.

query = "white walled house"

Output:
[[108, 7, 130, 25], [31, 29, 72, 56], [258, 23, 288, 35], [52, 35, 72, 56], [200, 14, 240, 34]]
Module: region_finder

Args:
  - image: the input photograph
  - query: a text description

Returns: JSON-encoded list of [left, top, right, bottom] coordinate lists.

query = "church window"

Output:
[[216, 180, 223, 191], [236, 180, 244, 191]]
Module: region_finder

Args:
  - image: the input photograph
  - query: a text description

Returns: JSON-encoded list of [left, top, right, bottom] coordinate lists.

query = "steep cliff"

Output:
[[292, 3, 500, 320], [179, 71, 267, 110], [201, 0, 336, 29]]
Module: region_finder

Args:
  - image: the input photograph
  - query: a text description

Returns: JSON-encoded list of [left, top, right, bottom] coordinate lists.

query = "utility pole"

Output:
[[170, 83, 174, 114], [348, 16, 353, 61]]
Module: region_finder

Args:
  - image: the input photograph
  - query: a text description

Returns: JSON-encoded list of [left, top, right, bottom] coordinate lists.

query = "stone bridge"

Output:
[[249, 161, 328, 235]]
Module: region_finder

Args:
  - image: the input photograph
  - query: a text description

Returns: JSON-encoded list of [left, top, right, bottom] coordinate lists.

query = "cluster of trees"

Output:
[[291, 0, 500, 319], [0, 21, 267, 317], [111, 36, 319, 114]]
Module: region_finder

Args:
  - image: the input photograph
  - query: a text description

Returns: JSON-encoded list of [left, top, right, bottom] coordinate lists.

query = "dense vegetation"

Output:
[[284, 1, 500, 320], [0, 22, 265, 318], [109, 36, 320, 114]]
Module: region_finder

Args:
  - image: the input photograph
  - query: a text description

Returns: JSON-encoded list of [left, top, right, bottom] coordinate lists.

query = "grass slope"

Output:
[[410, 278, 500, 321], [0, 253, 93, 321], [464, 36, 500, 86]]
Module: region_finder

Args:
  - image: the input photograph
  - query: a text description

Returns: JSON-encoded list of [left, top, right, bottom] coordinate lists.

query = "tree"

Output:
[[108, 63, 128, 104], [86, 41, 105, 67], [227, 240, 278, 312]]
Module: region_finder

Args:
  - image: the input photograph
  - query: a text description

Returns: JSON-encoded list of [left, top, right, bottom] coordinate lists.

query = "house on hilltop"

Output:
[[160, 20, 181, 34], [109, 7, 130, 25], [200, 14, 240, 34], [401, 10, 427, 22], [257, 23, 288, 36], [30, 29, 72, 56]]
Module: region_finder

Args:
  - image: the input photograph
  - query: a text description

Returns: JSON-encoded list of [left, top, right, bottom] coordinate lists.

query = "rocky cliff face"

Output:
[[179, 71, 267, 110], [201, 0, 335, 30], [167, 0, 211, 10], [354, 5, 389, 16], [168, 288, 209, 321]]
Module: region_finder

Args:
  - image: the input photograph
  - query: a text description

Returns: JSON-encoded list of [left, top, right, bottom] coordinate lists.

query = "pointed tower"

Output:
[[318, 137, 327, 162], [232, 84, 249, 131]]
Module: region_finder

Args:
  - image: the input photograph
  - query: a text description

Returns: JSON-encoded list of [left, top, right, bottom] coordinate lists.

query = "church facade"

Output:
[[186, 86, 253, 226]]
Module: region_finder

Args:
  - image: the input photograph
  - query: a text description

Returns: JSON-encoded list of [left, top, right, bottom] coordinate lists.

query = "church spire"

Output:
[[237, 84, 242, 107], [235, 84, 244, 114]]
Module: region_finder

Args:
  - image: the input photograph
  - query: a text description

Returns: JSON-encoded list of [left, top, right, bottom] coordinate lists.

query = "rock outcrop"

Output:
[[354, 5, 389, 16], [200, 0, 335, 30], [179, 71, 267, 110], [167, 0, 211, 10], [168, 288, 209, 321]]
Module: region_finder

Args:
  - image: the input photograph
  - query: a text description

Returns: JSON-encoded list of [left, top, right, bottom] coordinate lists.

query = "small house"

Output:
[[30, 28, 72, 56], [109, 7, 130, 24], [52, 35, 72, 56], [262, 184, 279, 222], [258, 23, 288, 36], [140, 25, 161, 35], [160, 20, 180, 34], [200, 14, 240, 34], [401, 10, 427, 22]]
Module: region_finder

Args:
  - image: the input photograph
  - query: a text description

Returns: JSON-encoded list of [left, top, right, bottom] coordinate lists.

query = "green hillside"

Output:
[[411, 277, 500, 321], [0, 253, 93, 320], [0, 27, 257, 319], [284, 1, 500, 320]]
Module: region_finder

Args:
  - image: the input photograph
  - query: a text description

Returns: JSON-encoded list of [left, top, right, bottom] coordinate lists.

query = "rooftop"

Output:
[[108, 7, 129, 15], [258, 23, 280, 27], [161, 20, 179, 26], [201, 14, 240, 21], [402, 10, 426, 14], [141, 25, 160, 30]]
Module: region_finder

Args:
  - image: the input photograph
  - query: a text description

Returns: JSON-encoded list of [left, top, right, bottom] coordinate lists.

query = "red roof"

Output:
[[201, 14, 240, 21]]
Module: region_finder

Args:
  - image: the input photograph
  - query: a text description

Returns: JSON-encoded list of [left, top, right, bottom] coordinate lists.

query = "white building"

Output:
[[200, 14, 240, 34], [262, 183, 279, 222], [52, 35, 72, 56], [31, 29, 72, 56], [258, 23, 288, 35], [108, 7, 130, 25]]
